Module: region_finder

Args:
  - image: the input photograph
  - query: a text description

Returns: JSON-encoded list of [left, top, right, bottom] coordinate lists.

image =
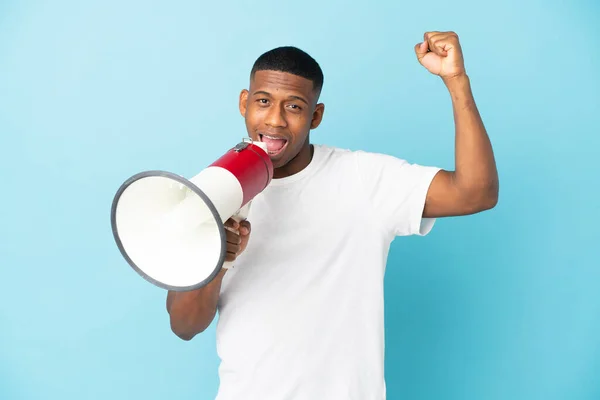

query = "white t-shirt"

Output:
[[215, 144, 441, 400]]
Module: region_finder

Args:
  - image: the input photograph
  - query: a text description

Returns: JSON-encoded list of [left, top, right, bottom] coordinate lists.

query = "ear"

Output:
[[239, 89, 249, 117], [310, 103, 325, 129]]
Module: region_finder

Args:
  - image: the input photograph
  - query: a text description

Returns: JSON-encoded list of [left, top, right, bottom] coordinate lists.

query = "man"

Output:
[[167, 31, 498, 399]]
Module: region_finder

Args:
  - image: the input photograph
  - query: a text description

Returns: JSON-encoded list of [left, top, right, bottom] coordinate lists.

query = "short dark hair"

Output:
[[250, 46, 324, 94]]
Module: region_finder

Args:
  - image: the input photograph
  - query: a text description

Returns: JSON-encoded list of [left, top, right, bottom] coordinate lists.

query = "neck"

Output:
[[273, 142, 313, 179]]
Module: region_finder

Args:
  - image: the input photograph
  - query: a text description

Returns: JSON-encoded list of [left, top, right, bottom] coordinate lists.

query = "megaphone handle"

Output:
[[222, 202, 252, 270]]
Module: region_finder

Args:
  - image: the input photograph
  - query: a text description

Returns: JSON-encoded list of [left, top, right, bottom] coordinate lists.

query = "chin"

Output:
[[269, 154, 290, 169]]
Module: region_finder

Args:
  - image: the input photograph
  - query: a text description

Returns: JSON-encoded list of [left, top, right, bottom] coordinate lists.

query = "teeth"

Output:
[[261, 134, 285, 140]]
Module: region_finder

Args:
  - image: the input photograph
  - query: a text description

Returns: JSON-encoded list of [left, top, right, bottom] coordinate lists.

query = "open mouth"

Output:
[[259, 134, 289, 157]]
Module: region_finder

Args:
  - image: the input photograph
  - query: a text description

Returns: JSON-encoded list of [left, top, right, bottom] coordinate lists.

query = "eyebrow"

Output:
[[252, 90, 309, 106]]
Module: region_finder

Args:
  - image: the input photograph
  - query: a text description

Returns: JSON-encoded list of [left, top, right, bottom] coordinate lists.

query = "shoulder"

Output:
[[313, 144, 410, 171], [314, 143, 441, 190], [314, 144, 402, 162]]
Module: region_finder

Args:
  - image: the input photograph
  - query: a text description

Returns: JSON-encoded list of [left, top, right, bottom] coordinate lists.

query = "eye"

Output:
[[287, 104, 301, 111], [256, 98, 269, 106]]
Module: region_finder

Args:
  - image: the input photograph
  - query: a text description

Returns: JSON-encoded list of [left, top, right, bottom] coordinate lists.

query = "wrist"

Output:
[[442, 73, 474, 106], [442, 73, 470, 90]]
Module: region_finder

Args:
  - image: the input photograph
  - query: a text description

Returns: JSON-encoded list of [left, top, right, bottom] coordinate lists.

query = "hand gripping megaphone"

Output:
[[110, 138, 273, 292]]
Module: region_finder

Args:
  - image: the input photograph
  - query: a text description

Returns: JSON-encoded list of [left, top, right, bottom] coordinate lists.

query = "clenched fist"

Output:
[[224, 218, 251, 262], [415, 31, 466, 80]]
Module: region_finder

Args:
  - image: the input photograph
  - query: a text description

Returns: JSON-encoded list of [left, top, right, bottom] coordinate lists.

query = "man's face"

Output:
[[239, 70, 324, 169]]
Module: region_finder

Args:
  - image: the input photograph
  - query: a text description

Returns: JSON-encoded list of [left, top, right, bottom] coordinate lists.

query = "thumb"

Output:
[[414, 41, 428, 61], [239, 220, 251, 236]]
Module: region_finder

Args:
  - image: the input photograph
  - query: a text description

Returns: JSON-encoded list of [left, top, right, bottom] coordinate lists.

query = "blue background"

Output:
[[1, 1, 599, 399]]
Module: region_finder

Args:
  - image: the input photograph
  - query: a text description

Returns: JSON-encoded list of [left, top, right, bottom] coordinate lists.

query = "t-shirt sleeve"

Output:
[[355, 150, 442, 237]]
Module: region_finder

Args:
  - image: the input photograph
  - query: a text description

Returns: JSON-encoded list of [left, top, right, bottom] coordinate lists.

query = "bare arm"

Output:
[[424, 74, 498, 217], [415, 31, 499, 218], [165, 219, 251, 341], [166, 268, 227, 341]]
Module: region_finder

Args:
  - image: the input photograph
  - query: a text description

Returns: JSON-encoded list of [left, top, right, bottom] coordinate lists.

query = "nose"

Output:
[[264, 103, 287, 128]]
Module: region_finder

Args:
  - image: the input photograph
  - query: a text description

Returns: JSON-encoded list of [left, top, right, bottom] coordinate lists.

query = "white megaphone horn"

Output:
[[110, 138, 273, 292]]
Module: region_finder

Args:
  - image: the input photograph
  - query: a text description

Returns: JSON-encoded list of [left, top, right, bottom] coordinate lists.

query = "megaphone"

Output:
[[110, 138, 273, 292]]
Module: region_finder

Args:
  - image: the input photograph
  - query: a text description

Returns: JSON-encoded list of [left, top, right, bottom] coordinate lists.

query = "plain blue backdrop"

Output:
[[1, 1, 599, 399]]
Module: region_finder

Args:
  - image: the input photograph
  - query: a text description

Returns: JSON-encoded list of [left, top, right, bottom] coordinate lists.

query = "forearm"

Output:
[[166, 268, 227, 340], [445, 74, 498, 205]]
